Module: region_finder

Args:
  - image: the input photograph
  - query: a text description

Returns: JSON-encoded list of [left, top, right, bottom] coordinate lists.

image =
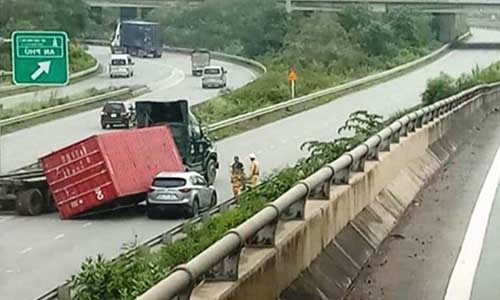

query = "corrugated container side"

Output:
[[98, 126, 184, 196], [42, 137, 119, 219]]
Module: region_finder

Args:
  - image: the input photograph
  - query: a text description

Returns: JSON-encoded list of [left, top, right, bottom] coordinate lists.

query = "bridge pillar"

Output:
[[436, 13, 468, 43], [120, 7, 138, 21]]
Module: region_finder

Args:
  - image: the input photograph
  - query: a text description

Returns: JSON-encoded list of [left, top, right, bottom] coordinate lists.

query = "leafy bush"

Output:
[[422, 73, 458, 106], [422, 62, 500, 105], [70, 111, 383, 300]]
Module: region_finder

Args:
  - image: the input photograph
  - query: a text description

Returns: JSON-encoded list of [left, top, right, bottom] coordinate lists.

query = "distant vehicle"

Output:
[[201, 66, 227, 88], [111, 20, 162, 58], [135, 99, 219, 184], [109, 54, 135, 78], [146, 171, 217, 218], [191, 49, 211, 76], [100, 101, 136, 129]]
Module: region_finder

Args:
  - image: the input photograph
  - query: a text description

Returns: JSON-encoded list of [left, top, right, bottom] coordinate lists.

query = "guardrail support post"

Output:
[[378, 136, 391, 152], [57, 285, 71, 300], [391, 129, 400, 143], [247, 215, 279, 247], [350, 154, 366, 173], [281, 182, 308, 220], [309, 167, 334, 200], [333, 167, 350, 185], [162, 232, 173, 244], [205, 246, 243, 282]]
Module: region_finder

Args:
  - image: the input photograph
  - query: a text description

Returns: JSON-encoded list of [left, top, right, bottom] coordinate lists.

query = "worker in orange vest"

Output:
[[230, 156, 245, 197], [247, 153, 260, 188]]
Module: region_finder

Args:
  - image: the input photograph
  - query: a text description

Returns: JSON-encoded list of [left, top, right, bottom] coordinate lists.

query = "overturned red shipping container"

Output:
[[40, 126, 184, 219]]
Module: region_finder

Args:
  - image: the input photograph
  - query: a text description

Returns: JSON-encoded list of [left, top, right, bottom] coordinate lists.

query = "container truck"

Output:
[[0, 126, 184, 218], [191, 49, 211, 76], [135, 99, 219, 184], [111, 20, 162, 58]]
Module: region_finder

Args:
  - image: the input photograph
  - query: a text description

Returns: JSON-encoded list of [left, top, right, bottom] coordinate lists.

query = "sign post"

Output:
[[288, 68, 298, 99], [11, 31, 69, 86]]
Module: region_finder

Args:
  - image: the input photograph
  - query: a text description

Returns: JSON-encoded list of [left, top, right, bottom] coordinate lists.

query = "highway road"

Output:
[[2, 28, 500, 299], [346, 101, 500, 300], [0, 46, 256, 108]]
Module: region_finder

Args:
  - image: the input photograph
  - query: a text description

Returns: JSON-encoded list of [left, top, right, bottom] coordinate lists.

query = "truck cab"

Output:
[[191, 49, 211, 76], [135, 100, 219, 184]]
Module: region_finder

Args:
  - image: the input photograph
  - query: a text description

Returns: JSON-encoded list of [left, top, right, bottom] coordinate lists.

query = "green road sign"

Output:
[[11, 31, 69, 86]]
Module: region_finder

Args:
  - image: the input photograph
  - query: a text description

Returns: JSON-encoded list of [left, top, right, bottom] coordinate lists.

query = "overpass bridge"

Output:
[[281, 0, 500, 14]]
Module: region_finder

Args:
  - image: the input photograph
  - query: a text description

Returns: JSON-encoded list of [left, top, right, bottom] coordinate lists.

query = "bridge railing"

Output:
[[138, 83, 495, 299]]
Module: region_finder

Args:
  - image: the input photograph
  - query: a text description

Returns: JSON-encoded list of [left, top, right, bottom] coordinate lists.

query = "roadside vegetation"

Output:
[[149, 0, 441, 126], [70, 111, 384, 300], [422, 62, 500, 105]]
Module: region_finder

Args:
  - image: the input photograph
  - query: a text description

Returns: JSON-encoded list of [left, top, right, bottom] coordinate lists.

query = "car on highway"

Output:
[[201, 66, 227, 88], [146, 171, 217, 219], [100, 101, 136, 129], [109, 54, 135, 78]]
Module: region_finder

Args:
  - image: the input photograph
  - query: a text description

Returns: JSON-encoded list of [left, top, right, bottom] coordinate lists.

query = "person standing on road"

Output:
[[230, 156, 245, 197], [247, 153, 260, 188]]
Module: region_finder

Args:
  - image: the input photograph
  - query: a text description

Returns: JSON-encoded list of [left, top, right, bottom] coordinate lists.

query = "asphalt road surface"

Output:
[[2, 28, 500, 300], [346, 106, 500, 300]]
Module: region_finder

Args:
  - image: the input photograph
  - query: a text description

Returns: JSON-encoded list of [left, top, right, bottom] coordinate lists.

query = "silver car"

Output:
[[201, 66, 227, 88], [146, 171, 217, 219]]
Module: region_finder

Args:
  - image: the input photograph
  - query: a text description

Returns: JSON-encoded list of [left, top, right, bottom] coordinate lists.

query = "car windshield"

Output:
[[103, 103, 125, 113], [111, 59, 127, 66], [152, 177, 187, 188], [204, 68, 220, 75]]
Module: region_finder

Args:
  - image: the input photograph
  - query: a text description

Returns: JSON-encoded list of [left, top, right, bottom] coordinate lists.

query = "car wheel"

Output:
[[187, 199, 199, 218], [124, 121, 130, 129], [146, 204, 159, 219], [210, 192, 217, 208], [202, 84, 207, 89], [101, 123, 107, 129], [204, 158, 217, 185]]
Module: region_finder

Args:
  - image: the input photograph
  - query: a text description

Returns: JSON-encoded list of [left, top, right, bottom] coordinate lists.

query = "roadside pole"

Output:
[[288, 68, 297, 99]]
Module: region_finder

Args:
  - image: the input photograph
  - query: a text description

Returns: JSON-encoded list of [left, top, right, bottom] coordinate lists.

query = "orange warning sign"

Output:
[[288, 69, 297, 82]]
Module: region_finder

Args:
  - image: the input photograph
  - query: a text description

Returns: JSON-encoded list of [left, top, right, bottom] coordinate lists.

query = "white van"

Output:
[[109, 54, 135, 78], [201, 66, 227, 88]]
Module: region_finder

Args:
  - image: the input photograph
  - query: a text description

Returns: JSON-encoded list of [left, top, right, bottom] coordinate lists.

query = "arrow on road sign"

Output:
[[30, 61, 51, 81]]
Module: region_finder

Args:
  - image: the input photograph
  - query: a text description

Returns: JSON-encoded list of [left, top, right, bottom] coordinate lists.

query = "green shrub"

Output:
[[422, 62, 500, 105], [421, 73, 458, 106]]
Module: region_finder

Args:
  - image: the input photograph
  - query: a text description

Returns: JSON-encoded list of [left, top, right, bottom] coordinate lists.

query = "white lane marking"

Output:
[[5, 270, 13, 273], [19, 247, 32, 254], [82, 222, 93, 228], [444, 144, 500, 300], [53, 234, 65, 240]]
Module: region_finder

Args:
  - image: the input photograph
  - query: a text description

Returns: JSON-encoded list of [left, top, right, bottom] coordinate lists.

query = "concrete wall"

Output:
[[189, 86, 500, 300], [437, 13, 469, 42]]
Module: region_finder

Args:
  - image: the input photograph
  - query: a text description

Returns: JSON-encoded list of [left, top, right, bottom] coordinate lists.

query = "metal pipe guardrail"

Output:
[[139, 83, 498, 300]]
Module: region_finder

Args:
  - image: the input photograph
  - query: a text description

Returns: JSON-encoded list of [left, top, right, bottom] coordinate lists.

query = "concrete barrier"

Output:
[[175, 86, 500, 300]]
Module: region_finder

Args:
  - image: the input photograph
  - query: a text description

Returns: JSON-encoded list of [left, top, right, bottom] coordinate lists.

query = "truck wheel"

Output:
[[16, 189, 44, 216], [44, 189, 57, 212], [187, 200, 199, 218], [204, 159, 218, 185]]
